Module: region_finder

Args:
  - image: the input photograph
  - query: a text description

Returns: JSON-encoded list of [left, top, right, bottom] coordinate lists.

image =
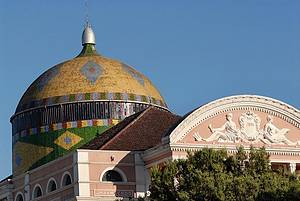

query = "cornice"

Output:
[[170, 143, 300, 157]]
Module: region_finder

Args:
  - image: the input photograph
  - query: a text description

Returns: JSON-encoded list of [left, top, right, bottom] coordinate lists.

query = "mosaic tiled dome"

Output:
[[16, 52, 166, 112], [11, 24, 167, 176], [16, 49, 166, 113]]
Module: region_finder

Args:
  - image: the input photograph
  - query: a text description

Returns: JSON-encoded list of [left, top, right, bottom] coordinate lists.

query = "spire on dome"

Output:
[[82, 23, 96, 45], [77, 0, 98, 57], [77, 23, 98, 57]]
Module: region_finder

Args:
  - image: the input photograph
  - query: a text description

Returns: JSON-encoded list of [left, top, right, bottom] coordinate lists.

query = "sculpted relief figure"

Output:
[[263, 115, 297, 145], [199, 112, 298, 146], [205, 113, 239, 142]]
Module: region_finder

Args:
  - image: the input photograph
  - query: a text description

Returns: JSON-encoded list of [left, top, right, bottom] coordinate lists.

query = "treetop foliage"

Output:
[[148, 147, 300, 201]]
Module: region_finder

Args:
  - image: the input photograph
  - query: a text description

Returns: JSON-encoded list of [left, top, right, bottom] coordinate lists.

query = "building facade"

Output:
[[0, 25, 299, 201]]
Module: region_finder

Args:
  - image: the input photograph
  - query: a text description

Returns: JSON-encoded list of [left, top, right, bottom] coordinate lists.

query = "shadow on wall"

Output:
[[93, 151, 149, 200]]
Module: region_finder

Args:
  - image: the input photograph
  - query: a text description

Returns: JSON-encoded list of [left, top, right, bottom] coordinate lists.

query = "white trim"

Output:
[[32, 184, 43, 200], [75, 151, 90, 197], [73, 151, 79, 197], [100, 167, 128, 183], [77, 181, 136, 185], [270, 160, 300, 164], [169, 143, 300, 154], [46, 177, 58, 194], [14, 192, 24, 201], [76, 149, 132, 153], [74, 161, 135, 166], [61, 171, 73, 187]]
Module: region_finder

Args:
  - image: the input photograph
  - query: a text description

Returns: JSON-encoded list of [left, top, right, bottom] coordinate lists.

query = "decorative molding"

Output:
[[16, 92, 166, 113], [166, 95, 300, 144], [76, 161, 135, 167], [92, 189, 134, 198], [170, 143, 300, 157]]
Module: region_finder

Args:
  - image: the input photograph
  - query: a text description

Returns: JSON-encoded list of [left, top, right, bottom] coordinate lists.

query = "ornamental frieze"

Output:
[[193, 111, 299, 146]]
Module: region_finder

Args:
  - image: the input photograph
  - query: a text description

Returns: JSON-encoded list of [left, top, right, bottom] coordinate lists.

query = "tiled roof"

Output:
[[162, 105, 201, 137], [81, 107, 182, 151]]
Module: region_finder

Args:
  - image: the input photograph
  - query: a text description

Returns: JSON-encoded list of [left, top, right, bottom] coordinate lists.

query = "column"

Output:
[[24, 173, 30, 201], [135, 153, 149, 198], [289, 162, 296, 173], [74, 150, 90, 197]]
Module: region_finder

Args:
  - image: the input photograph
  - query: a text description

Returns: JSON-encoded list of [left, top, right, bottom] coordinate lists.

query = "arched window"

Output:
[[101, 168, 127, 183], [32, 184, 43, 199], [15, 192, 24, 201], [47, 178, 57, 193], [61, 172, 72, 187], [102, 170, 123, 182]]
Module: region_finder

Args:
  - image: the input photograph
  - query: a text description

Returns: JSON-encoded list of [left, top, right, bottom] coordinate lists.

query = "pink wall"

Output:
[[88, 151, 136, 198], [11, 153, 74, 201]]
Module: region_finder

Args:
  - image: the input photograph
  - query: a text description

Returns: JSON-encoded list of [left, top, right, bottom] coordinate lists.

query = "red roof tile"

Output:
[[81, 107, 182, 151]]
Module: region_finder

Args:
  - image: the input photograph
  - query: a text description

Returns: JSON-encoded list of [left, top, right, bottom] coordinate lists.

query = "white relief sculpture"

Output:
[[204, 113, 239, 142], [193, 132, 202, 141], [198, 112, 298, 146], [239, 111, 262, 141], [263, 115, 297, 145]]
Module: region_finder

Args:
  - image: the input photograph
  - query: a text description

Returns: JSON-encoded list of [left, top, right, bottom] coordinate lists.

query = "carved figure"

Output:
[[263, 115, 295, 145], [205, 113, 239, 142], [193, 132, 202, 141], [198, 112, 298, 146]]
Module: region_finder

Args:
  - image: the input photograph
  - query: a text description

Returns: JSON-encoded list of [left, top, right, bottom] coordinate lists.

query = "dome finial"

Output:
[[82, 22, 96, 46], [82, 0, 95, 46]]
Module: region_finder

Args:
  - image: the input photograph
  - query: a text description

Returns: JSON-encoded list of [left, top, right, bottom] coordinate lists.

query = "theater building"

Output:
[[0, 24, 299, 201]]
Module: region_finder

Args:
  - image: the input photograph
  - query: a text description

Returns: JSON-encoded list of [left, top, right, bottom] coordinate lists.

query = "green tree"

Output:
[[148, 147, 300, 201]]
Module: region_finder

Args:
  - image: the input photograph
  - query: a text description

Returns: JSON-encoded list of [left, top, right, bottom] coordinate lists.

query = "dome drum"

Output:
[[16, 91, 166, 113], [11, 101, 152, 135]]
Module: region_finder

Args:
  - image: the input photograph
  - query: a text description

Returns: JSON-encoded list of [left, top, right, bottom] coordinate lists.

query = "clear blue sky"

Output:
[[0, 1, 299, 179]]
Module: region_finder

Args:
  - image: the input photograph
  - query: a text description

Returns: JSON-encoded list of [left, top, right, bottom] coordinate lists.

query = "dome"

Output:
[[11, 23, 168, 176], [16, 51, 166, 113], [16, 23, 166, 113]]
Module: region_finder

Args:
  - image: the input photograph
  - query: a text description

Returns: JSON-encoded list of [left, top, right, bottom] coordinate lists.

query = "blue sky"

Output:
[[0, 1, 299, 179]]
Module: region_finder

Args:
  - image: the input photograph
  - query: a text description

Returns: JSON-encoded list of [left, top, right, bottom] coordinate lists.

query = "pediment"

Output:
[[166, 95, 300, 148]]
